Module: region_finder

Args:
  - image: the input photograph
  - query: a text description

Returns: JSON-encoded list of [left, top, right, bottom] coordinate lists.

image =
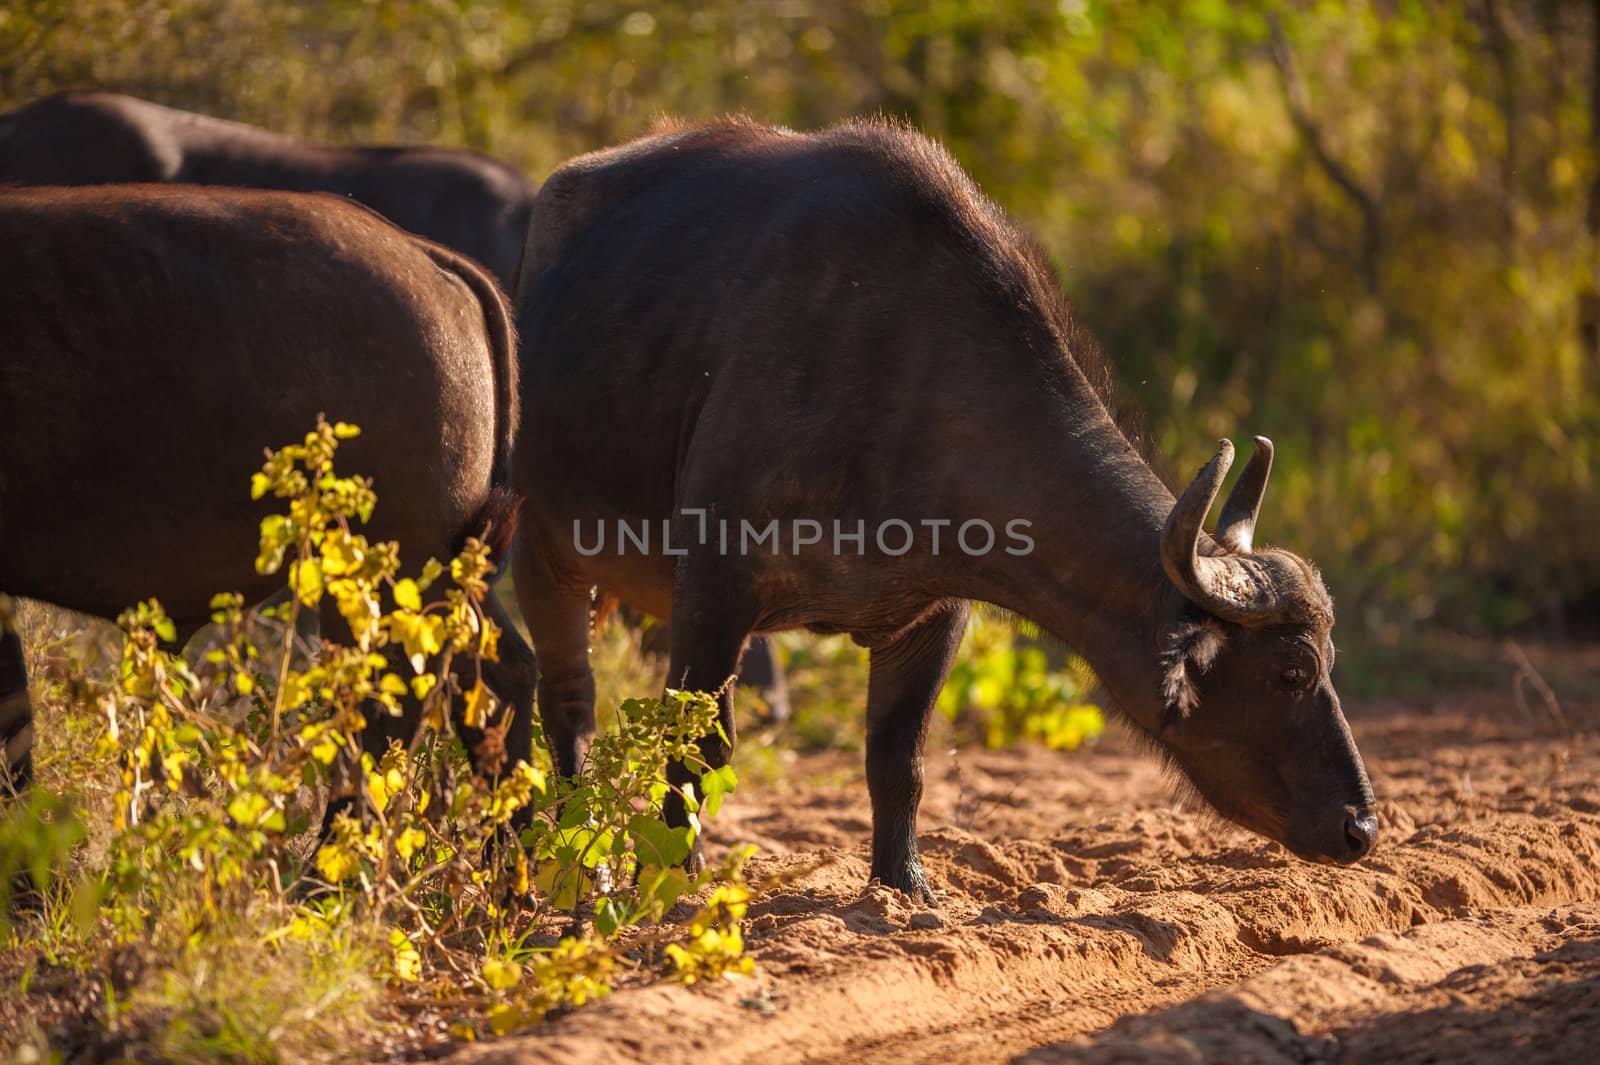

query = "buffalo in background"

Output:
[[0, 184, 537, 799], [0, 91, 537, 288]]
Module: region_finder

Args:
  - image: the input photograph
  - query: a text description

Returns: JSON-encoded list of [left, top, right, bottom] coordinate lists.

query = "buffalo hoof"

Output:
[[686, 837, 708, 877], [872, 861, 936, 906]]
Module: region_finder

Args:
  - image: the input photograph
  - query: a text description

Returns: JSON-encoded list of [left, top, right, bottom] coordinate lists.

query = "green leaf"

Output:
[[70, 878, 103, 936], [543, 825, 608, 869], [558, 792, 593, 830], [594, 896, 623, 939], [227, 792, 269, 827], [700, 765, 738, 818], [627, 814, 691, 868], [636, 864, 693, 918], [533, 859, 590, 910]]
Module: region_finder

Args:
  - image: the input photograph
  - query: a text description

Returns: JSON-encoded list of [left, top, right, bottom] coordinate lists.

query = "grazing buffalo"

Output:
[[0, 185, 537, 795], [510, 118, 1377, 900], [0, 91, 537, 288]]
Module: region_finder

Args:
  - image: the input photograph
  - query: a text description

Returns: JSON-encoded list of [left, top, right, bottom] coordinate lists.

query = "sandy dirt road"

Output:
[[458, 662, 1600, 1065]]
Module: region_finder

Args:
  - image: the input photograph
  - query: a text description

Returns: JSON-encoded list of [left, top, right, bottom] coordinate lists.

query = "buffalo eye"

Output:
[[1280, 665, 1310, 690]]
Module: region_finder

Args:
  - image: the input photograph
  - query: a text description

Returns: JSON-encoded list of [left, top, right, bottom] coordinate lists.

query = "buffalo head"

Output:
[[1156, 437, 1377, 864]]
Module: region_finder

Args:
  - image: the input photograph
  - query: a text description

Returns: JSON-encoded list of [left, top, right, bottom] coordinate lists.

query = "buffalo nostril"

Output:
[[1343, 809, 1379, 859]]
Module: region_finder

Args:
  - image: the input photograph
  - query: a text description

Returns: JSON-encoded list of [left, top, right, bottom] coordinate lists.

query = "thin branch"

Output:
[[1582, 0, 1600, 366], [1484, 0, 1522, 245], [1266, 13, 1384, 293], [1505, 639, 1568, 733]]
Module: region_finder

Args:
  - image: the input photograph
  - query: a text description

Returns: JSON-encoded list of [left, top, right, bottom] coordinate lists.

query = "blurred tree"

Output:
[[2, 0, 1594, 637]]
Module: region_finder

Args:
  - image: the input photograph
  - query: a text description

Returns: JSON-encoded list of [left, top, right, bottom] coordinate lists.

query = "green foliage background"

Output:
[[4, 0, 1596, 636]]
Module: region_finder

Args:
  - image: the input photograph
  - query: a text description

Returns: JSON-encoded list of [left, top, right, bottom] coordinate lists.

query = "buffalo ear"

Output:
[[1160, 617, 1228, 724]]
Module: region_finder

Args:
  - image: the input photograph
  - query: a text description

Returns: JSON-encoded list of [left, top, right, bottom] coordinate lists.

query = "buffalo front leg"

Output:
[[1, 626, 33, 797], [862, 600, 970, 903]]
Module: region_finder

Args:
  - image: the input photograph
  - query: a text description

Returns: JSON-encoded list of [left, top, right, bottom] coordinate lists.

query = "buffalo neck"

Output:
[[962, 393, 1176, 734]]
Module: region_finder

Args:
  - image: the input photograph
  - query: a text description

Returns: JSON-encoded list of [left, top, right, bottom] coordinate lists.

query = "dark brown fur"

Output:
[[510, 118, 1375, 900], [0, 91, 538, 287], [0, 184, 536, 793]]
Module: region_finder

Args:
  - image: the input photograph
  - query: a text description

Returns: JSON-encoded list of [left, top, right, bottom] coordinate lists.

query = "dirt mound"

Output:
[[461, 683, 1600, 1065]]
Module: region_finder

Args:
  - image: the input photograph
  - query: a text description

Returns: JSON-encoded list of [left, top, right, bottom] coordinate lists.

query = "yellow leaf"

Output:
[[463, 681, 493, 729], [482, 958, 522, 990], [533, 859, 591, 910], [395, 826, 427, 861], [487, 1003, 528, 1036], [389, 928, 421, 982], [514, 761, 546, 795], [316, 843, 359, 883], [281, 673, 313, 710], [321, 535, 362, 576], [367, 771, 390, 813], [394, 578, 422, 611], [291, 559, 325, 607], [390, 612, 445, 673], [163, 751, 187, 792]]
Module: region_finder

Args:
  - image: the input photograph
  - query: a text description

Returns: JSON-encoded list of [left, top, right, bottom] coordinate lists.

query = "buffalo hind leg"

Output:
[[309, 588, 445, 846], [515, 578, 596, 782], [739, 636, 791, 724], [1, 627, 33, 798], [310, 600, 539, 888], [313, 623, 417, 846], [455, 592, 539, 784], [3, 618, 43, 912], [862, 600, 970, 904], [662, 580, 754, 872]]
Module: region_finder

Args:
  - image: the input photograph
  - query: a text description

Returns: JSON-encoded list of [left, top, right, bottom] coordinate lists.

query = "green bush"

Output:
[[938, 617, 1105, 750], [1, 420, 752, 1059]]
